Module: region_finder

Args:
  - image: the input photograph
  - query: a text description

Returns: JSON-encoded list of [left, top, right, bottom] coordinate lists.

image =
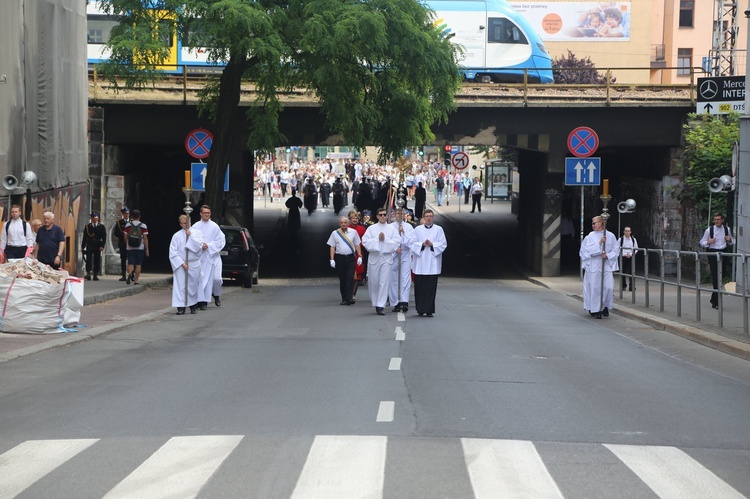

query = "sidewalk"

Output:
[[0, 274, 175, 363]]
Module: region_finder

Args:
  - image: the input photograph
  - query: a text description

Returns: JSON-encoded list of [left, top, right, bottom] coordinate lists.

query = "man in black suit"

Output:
[[82, 212, 107, 280]]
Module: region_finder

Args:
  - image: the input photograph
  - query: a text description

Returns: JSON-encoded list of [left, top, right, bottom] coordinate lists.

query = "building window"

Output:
[[677, 48, 693, 75], [679, 1, 694, 27]]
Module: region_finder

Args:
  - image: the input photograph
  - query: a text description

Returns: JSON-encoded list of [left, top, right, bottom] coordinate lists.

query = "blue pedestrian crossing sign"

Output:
[[565, 157, 601, 186], [191, 163, 229, 191]]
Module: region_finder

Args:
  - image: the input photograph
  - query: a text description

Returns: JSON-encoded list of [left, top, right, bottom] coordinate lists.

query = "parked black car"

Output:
[[219, 226, 260, 288]]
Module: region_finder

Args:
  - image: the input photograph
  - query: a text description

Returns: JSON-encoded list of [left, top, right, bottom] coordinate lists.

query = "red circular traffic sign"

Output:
[[185, 129, 213, 159], [567, 126, 599, 157], [451, 152, 469, 170]]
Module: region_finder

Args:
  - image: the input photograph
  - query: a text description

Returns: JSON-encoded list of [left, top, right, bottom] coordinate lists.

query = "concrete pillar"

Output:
[[538, 151, 565, 277]]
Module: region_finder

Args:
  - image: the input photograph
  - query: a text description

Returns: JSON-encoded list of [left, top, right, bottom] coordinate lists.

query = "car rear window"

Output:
[[223, 230, 245, 248]]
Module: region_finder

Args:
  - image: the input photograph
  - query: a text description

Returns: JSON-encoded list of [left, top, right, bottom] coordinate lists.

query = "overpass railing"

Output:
[[616, 248, 749, 335], [89, 66, 700, 106]]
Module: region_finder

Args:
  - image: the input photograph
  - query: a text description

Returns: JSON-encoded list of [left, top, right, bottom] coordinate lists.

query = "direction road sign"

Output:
[[565, 157, 601, 186], [185, 129, 213, 159], [191, 163, 229, 191], [697, 76, 745, 115], [451, 152, 469, 170], [567, 127, 599, 158]]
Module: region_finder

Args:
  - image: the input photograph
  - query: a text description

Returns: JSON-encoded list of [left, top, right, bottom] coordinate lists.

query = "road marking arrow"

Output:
[[587, 161, 597, 183], [200, 166, 208, 188]]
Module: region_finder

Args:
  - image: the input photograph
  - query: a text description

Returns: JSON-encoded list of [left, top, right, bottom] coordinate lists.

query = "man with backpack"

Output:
[[124, 209, 149, 285], [699, 213, 734, 309], [0, 204, 34, 261], [435, 175, 445, 206], [113, 207, 131, 281]]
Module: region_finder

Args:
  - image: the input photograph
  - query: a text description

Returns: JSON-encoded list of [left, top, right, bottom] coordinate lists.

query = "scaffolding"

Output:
[[711, 0, 740, 76]]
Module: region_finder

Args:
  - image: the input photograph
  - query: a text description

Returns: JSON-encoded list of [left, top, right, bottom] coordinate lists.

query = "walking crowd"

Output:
[[328, 206, 447, 317], [255, 158, 485, 218]]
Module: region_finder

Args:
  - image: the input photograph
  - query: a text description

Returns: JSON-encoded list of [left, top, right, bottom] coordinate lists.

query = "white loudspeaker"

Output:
[[2, 175, 18, 190], [708, 175, 732, 193], [617, 198, 636, 214], [21, 171, 37, 186]]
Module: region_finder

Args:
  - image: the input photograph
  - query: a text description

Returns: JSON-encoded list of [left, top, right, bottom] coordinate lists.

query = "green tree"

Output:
[[97, 0, 461, 219], [679, 113, 739, 220]]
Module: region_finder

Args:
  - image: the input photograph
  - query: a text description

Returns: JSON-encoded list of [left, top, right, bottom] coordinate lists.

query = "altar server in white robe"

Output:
[[194, 205, 226, 309], [169, 215, 204, 315], [579, 215, 619, 319], [362, 208, 401, 315], [389, 208, 416, 313], [410, 209, 447, 317]]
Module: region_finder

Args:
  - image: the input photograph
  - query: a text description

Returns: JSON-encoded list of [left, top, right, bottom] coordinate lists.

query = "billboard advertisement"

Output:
[[509, 2, 631, 42]]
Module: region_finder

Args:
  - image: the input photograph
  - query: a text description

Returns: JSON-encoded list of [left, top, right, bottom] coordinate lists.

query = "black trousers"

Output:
[[471, 193, 482, 212], [621, 256, 634, 289], [414, 274, 439, 314], [5, 245, 26, 259], [335, 253, 355, 302], [85, 249, 101, 275], [464, 189, 470, 204], [707, 249, 725, 307]]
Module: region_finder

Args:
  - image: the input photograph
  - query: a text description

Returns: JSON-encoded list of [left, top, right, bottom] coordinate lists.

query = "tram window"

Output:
[[87, 15, 117, 44], [487, 18, 527, 44]]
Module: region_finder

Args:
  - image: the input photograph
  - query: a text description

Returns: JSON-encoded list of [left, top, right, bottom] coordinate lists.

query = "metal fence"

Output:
[[616, 248, 749, 335]]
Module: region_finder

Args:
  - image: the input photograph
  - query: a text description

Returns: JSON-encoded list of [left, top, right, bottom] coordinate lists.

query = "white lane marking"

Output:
[[605, 444, 745, 499], [461, 438, 563, 499], [376, 401, 395, 422], [388, 357, 402, 370], [0, 439, 99, 499], [397, 312, 405, 321], [395, 327, 405, 341], [104, 435, 243, 499], [291, 435, 387, 498]]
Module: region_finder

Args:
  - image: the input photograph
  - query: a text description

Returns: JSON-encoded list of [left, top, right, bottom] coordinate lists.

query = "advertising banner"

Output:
[[509, 2, 631, 42]]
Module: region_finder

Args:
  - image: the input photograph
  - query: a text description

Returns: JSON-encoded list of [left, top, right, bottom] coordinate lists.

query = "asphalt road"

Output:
[[1, 202, 749, 497]]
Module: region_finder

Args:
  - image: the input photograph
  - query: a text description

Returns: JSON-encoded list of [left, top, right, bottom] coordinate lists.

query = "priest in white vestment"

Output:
[[389, 208, 416, 313], [194, 205, 226, 309], [579, 215, 619, 318], [169, 215, 204, 314], [410, 209, 447, 317], [362, 208, 401, 315]]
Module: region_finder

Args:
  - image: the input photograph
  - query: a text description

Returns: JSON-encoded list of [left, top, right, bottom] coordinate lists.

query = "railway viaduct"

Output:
[[89, 82, 695, 276]]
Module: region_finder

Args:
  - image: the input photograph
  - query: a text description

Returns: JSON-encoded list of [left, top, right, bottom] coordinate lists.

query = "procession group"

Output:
[[327, 207, 447, 317], [167, 205, 226, 315], [256, 158, 484, 216]]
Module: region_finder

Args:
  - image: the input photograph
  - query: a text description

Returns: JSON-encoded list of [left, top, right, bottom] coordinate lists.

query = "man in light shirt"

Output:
[[0, 205, 34, 261], [618, 227, 638, 291]]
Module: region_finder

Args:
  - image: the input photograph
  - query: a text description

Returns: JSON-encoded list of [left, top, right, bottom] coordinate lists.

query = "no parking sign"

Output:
[[567, 126, 599, 158], [185, 129, 213, 159]]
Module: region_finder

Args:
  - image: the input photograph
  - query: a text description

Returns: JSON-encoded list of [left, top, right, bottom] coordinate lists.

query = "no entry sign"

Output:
[[185, 129, 213, 159], [567, 126, 599, 158]]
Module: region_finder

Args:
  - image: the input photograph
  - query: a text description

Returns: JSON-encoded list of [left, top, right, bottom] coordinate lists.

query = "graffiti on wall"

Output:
[[0, 185, 87, 275]]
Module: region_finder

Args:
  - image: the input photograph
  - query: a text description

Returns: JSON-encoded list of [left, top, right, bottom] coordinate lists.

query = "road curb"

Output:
[[526, 275, 750, 362], [83, 276, 174, 306]]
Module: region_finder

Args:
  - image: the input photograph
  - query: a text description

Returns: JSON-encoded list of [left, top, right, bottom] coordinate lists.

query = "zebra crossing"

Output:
[[0, 435, 747, 498]]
